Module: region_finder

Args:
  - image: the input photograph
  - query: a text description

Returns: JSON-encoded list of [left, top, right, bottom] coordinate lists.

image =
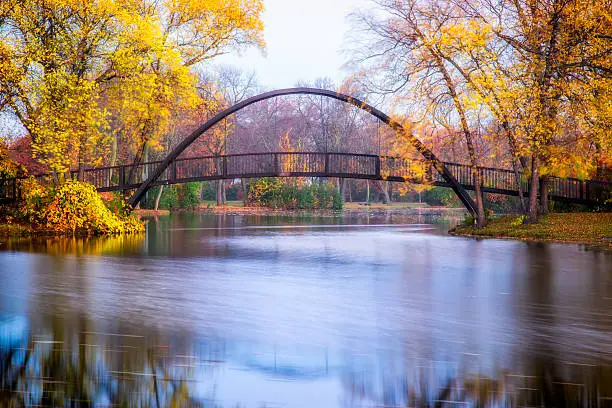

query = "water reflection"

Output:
[[0, 213, 611, 407], [2, 322, 612, 407], [1, 234, 145, 256]]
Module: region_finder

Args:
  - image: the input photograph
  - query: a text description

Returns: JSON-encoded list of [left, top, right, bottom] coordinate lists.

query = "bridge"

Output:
[[1, 152, 609, 207], [0, 88, 610, 211]]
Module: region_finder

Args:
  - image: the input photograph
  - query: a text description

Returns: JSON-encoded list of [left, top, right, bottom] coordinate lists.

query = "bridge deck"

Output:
[[1, 152, 610, 205]]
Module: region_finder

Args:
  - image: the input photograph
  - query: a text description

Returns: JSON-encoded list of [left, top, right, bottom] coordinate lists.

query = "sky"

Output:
[[217, 0, 372, 89]]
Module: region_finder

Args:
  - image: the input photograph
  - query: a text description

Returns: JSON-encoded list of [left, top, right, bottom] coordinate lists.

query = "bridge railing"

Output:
[[0, 152, 610, 205]]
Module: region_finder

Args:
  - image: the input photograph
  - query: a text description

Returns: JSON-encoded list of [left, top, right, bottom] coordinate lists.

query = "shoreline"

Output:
[[134, 204, 466, 218], [448, 230, 611, 248], [450, 213, 612, 250], [4, 207, 609, 250]]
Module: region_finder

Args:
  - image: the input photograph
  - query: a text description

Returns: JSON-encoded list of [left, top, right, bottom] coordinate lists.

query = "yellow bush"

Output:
[[20, 179, 144, 235], [19, 177, 49, 222]]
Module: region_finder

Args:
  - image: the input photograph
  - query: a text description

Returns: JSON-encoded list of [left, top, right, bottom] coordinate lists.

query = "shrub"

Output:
[[100, 191, 130, 216], [510, 215, 526, 227], [423, 187, 461, 207], [177, 182, 201, 210], [296, 185, 315, 209], [247, 178, 283, 208], [0, 141, 26, 179], [159, 186, 178, 210], [332, 187, 344, 210], [20, 179, 144, 235], [315, 183, 333, 209], [247, 178, 344, 210], [462, 214, 475, 226], [19, 177, 49, 222], [200, 182, 216, 201]]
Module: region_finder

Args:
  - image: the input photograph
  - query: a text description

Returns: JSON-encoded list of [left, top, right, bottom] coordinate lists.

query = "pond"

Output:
[[0, 211, 611, 407]]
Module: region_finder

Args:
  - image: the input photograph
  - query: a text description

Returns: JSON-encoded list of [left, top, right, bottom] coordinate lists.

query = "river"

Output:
[[0, 211, 611, 407]]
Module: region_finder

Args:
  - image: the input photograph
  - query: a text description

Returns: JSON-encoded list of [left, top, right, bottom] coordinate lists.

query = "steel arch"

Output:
[[127, 87, 477, 215]]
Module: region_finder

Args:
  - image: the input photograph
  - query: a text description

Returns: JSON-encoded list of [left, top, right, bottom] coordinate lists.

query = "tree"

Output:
[[454, 0, 612, 220], [351, 0, 612, 224], [351, 0, 489, 227], [0, 0, 121, 178], [0, 0, 265, 183]]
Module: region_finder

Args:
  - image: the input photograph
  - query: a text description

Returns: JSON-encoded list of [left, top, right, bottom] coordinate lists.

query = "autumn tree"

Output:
[[458, 0, 612, 220], [0, 0, 121, 178], [351, 0, 489, 227], [351, 0, 611, 223], [0, 0, 264, 184], [105, 0, 264, 177]]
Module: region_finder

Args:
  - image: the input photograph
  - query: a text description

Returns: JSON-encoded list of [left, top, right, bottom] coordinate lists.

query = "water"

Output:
[[0, 212, 611, 407]]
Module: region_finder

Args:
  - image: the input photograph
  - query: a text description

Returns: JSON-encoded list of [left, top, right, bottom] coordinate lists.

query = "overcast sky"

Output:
[[217, 0, 371, 89]]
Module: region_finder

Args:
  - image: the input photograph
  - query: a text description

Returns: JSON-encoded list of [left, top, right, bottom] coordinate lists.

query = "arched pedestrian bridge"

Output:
[[1, 151, 609, 208], [0, 88, 610, 211]]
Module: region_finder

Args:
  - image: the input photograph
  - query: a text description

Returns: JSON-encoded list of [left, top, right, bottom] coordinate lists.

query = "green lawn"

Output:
[[198, 200, 246, 208], [451, 212, 612, 247], [344, 202, 432, 210]]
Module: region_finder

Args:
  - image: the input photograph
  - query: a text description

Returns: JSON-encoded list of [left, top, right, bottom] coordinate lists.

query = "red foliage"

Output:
[[7, 135, 48, 174]]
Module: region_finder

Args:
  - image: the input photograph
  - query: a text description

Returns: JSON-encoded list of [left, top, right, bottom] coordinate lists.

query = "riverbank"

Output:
[[134, 201, 464, 218], [2, 202, 458, 238], [0, 222, 33, 238], [450, 213, 612, 248]]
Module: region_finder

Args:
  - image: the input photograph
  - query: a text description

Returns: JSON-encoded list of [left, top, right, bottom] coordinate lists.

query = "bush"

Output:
[[19, 177, 49, 221], [422, 187, 461, 207], [247, 178, 284, 208], [177, 182, 200, 210], [142, 183, 201, 211], [20, 179, 143, 235], [296, 185, 315, 209], [200, 182, 216, 201], [247, 178, 344, 210], [332, 187, 344, 210], [462, 214, 475, 226], [100, 191, 130, 216]]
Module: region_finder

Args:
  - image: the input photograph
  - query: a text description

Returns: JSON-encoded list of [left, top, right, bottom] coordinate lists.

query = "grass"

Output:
[[451, 212, 612, 247], [198, 200, 245, 208], [343, 202, 432, 210]]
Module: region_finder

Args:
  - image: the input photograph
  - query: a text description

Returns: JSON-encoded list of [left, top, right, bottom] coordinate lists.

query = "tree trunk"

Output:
[[241, 179, 248, 205], [216, 180, 224, 206], [472, 169, 487, 228], [142, 143, 150, 205], [539, 176, 550, 215], [527, 156, 540, 223], [431, 48, 486, 227], [348, 180, 352, 202], [222, 181, 227, 204], [154, 184, 164, 212], [365, 180, 370, 204], [127, 140, 148, 188], [378, 180, 390, 204], [512, 161, 527, 214]]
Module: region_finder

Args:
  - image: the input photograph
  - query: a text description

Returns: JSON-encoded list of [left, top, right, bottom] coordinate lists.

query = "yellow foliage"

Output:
[[20, 179, 144, 235], [0, 0, 264, 173]]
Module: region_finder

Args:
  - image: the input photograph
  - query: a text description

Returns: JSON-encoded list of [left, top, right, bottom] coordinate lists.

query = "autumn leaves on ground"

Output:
[[452, 213, 612, 248], [0, 0, 610, 241]]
